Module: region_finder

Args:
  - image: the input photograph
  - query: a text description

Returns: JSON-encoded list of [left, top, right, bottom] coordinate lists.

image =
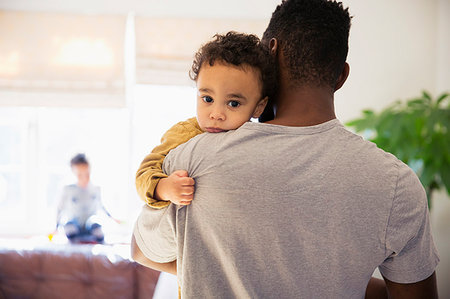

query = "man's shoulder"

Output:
[[163, 127, 250, 175], [339, 127, 402, 166], [167, 128, 227, 157], [168, 123, 258, 155], [341, 128, 423, 195]]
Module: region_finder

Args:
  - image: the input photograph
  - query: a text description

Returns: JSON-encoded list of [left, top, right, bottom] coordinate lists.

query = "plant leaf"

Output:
[[436, 92, 449, 106], [422, 90, 432, 103]]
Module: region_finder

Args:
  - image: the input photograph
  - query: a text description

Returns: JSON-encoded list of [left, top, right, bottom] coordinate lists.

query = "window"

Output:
[[0, 108, 30, 231], [0, 84, 196, 237]]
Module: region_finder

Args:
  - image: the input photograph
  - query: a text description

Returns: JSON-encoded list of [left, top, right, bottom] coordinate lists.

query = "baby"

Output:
[[136, 31, 277, 208]]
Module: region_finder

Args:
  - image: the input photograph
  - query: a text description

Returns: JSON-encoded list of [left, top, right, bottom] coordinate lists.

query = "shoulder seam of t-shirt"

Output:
[[383, 160, 401, 254], [241, 119, 342, 135]]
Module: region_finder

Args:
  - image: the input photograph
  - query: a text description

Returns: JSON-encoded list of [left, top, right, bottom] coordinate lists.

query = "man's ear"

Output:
[[269, 38, 278, 55], [252, 96, 269, 118], [334, 62, 350, 91]]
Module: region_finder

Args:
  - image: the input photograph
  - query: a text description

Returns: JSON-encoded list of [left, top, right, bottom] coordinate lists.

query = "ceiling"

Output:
[[0, 0, 280, 19]]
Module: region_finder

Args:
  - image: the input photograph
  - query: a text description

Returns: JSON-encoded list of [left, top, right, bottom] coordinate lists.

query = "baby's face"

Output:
[[196, 62, 267, 133]]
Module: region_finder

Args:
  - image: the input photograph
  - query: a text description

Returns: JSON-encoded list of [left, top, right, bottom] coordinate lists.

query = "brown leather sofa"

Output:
[[0, 242, 160, 298]]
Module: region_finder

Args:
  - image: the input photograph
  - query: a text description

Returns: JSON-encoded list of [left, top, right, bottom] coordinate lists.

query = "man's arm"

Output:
[[365, 277, 388, 299], [131, 234, 177, 275], [384, 272, 438, 299]]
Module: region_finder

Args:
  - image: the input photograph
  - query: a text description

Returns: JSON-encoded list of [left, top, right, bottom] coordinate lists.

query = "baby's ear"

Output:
[[252, 96, 269, 118]]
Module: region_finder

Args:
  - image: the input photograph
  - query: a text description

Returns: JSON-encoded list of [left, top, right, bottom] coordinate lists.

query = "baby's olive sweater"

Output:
[[135, 117, 203, 209]]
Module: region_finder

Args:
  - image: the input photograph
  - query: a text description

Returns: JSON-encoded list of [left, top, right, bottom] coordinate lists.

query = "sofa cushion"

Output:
[[0, 242, 160, 299]]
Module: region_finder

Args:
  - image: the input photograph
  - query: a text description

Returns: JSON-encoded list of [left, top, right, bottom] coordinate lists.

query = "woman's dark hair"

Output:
[[70, 153, 89, 167], [262, 0, 351, 88], [190, 31, 278, 116]]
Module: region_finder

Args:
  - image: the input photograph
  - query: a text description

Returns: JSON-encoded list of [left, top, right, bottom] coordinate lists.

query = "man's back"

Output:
[[134, 119, 438, 298]]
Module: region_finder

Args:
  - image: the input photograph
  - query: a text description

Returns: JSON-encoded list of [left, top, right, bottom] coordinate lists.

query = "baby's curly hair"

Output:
[[190, 31, 277, 108]]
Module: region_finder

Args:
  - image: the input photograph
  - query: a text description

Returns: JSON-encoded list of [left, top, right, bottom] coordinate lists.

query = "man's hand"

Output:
[[155, 170, 195, 205]]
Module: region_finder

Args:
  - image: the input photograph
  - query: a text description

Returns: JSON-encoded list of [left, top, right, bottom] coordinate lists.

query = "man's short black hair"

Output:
[[70, 153, 89, 167], [190, 31, 277, 104], [262, 0, 351, 88]]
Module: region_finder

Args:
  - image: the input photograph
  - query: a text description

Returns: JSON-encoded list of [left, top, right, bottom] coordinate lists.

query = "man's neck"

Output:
[[267, 85, 336, 127]]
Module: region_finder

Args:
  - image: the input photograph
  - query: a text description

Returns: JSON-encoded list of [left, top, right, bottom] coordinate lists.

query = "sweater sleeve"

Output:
[[135, 117, 203, 209]]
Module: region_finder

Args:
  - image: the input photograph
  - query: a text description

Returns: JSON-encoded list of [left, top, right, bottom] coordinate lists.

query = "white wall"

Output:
[[0, 0, 279, 19], [437, 0, 450, 92], [336, 0, 443, 122], [434, 2, 450, 295]]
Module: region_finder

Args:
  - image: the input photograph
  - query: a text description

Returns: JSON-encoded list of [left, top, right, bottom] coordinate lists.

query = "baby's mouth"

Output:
[[205, 127, 226, 133]]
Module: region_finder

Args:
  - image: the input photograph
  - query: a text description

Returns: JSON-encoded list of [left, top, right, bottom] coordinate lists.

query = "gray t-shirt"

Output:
[[134, 119, 439, 298]]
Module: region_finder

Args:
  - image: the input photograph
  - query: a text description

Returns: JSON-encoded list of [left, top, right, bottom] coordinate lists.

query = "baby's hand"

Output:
[[155, 170, 195, 206]]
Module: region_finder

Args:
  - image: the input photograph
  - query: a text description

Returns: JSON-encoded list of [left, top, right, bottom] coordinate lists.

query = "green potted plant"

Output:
[[346, 91, 450, 208]]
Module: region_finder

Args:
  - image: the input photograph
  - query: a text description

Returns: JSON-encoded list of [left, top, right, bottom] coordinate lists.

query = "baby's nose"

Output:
[[210, 109, 225, 121]]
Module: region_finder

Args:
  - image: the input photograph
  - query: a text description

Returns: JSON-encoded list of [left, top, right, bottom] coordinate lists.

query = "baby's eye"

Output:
[[202, 96, 213, 103], [228, 100, 240, 108]]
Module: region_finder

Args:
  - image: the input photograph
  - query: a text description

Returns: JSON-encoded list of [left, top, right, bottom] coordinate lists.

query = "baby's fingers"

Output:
[[173, 170, 189, 177], [180, 185, 195, 196], [177, 195, 193, 205], [179, 176, 195, 186]]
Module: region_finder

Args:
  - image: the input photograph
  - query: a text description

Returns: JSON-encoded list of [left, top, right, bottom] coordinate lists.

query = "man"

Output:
[[132, 0, 439, 297]]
